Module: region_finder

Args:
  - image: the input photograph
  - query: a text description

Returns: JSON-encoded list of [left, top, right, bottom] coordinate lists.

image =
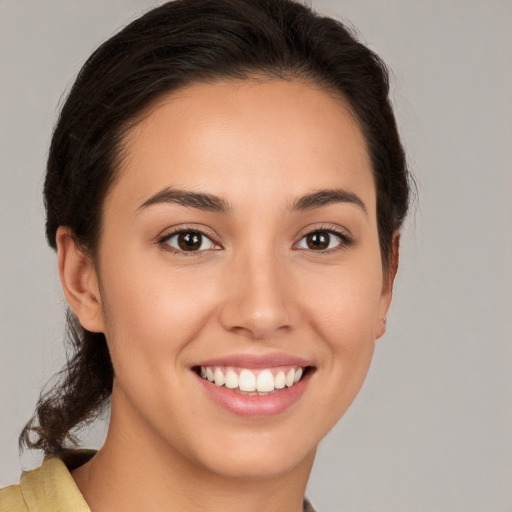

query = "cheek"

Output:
[[97, 259, 224, 438], [99, 257, 220, 375], [297, 258, 383, 422], [302, 260, 384, 349], [312, 276, 380, 383]]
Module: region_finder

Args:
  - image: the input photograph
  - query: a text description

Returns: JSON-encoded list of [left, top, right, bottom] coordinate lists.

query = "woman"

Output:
[[0, 0, 410, 510]]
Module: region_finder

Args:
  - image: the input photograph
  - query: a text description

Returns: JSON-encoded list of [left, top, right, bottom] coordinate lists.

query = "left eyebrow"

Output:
[[290, 188, 368, 216]]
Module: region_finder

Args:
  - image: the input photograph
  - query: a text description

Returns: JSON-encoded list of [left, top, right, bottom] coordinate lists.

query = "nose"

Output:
[[218, 250, 298, 340]]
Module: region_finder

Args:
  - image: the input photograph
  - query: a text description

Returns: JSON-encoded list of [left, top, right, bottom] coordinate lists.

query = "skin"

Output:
[[58, 78, 398, 512]]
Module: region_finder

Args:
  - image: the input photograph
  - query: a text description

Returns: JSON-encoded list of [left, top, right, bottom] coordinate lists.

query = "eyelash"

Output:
[[293, 224, 354, 254], [157, 226, 221, 256], [157, 224, 354, 256]]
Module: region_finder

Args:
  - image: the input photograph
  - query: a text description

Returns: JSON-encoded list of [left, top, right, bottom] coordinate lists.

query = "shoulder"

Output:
[[0, 484, 27, 511], [0, 451, 94, 512]]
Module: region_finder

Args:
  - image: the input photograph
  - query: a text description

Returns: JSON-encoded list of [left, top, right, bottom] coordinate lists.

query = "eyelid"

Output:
[[293, 223, 355, 252], [155, 223, 354, 255], [157, 224, 222, 254]]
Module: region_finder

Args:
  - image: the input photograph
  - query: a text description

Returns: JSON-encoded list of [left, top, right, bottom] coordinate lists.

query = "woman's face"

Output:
[[86, 79, 394, 480]]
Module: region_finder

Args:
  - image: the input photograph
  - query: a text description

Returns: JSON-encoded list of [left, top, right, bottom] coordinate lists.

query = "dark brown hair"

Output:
[[20, 0, 411, 454]]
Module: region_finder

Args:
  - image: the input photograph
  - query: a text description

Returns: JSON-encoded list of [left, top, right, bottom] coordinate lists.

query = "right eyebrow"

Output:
[[137, 187, 231, 214]]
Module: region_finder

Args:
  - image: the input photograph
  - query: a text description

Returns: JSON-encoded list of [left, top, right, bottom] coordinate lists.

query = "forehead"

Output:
[[112, 78, 375, 215]]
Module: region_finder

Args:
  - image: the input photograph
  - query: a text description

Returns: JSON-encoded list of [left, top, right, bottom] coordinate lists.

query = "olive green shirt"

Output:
[[0, 451, 316, 511]]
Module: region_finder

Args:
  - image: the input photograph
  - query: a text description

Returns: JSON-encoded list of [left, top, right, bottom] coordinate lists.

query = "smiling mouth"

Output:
[[194, 365, 313, 395]]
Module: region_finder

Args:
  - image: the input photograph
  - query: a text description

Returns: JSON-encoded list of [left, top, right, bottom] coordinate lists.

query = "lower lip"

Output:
[[196, 370, 312, 418]]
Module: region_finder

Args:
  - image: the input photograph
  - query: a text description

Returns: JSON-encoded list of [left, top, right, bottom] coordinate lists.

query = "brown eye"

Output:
[[297, 230, 345, 251], [178, 232, 201, 251], [164, 230, 216, 252], [306, 232, 330, 250]]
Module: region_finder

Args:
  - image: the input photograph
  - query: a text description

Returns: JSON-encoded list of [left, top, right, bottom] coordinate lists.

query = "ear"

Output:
[[375, 231, 400, 340], [56, 226, 105, 333]]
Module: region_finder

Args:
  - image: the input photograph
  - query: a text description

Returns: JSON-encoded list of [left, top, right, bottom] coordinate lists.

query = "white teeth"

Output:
[[256, 370, 275, 392], [274, 371, 286, 389], [285, 368, 295, 387], [213, 367, 225, 387], [225, 369, 239, 389], [238, 369, 256, 392], [199, 365, 306, 393]]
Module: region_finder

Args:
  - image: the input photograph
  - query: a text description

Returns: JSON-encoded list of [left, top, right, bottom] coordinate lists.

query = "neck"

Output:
[[72, 388, 315, 512]]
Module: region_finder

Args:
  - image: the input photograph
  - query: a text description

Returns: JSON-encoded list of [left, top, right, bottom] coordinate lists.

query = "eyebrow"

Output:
[[138, 187, 367, 216], [138, 187, 230, 213], [290, 189, 367, 216]]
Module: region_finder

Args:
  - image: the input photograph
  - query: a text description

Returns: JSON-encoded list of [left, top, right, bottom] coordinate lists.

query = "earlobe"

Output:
[[56, 227, 105, 333], [375, 231, 400, 340]]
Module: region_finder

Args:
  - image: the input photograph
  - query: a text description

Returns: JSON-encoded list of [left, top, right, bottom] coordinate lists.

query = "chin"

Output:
[[158, 421, 319, 483], [198, 444, 316, 482]]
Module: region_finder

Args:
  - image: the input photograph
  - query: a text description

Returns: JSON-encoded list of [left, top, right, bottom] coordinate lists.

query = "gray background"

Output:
[[1, 1, 511, 511]]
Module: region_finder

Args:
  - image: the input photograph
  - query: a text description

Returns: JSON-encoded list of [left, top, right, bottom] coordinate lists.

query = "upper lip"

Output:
[[195, 353, 313, 369]]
